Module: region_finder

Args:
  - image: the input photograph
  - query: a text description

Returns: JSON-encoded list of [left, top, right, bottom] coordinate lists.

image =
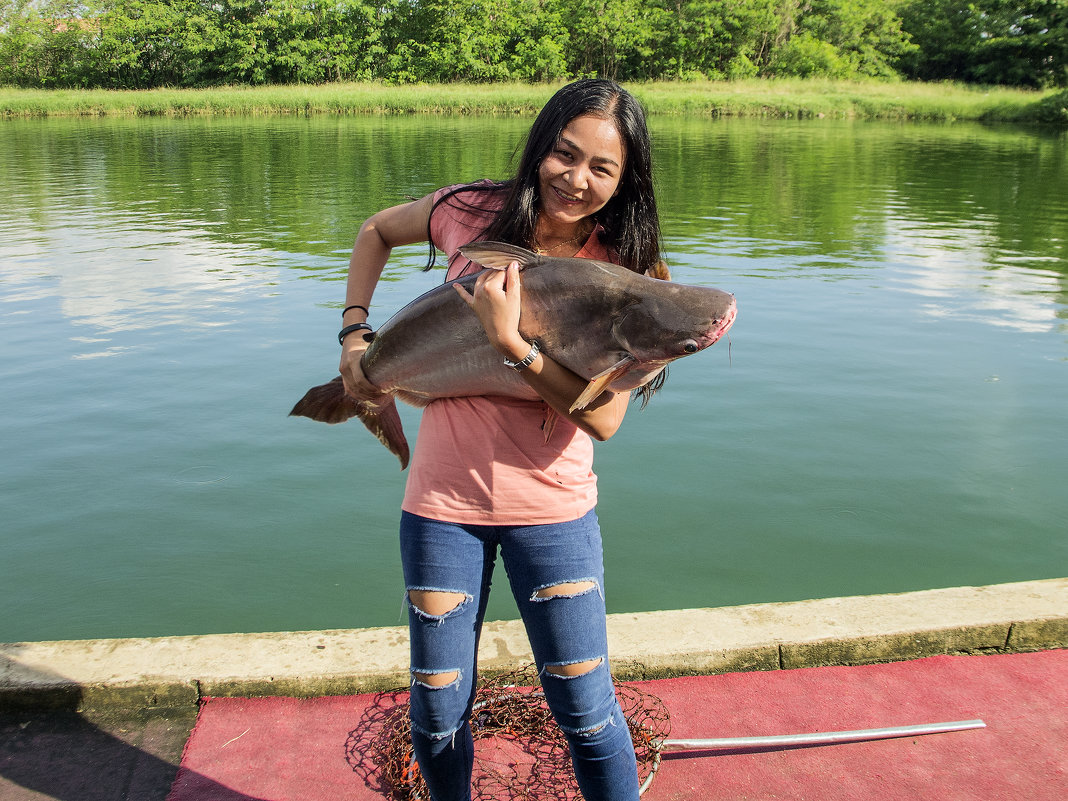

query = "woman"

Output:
[[338, 79, 664, 801]]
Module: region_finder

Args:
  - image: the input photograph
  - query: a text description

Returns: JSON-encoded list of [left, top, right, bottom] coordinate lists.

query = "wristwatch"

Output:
[[503, 340, 540, 371]]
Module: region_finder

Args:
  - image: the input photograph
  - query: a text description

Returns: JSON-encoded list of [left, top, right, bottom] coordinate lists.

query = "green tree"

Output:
[[560, 0, 665, 79], [95, 0, 208, 87], [895, 0, 975, 82], [899, 0, 1068, 87], [971, 0, 1068, 87], [0, 0, 41, 85], [507, 0, 570, 81], [10, 0, 104, 87], [384, 0, 518, 82], [22, 0, 1062, 88], [769, 29, 853, 77], [211, 0, 277, 84], [778, 0, 915, 78], [649, 0, 782, 80], [316, 0, 384, 82]]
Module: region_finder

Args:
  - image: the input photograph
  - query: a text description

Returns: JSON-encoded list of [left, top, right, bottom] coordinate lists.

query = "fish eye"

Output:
[[683, 341, 699, 353]]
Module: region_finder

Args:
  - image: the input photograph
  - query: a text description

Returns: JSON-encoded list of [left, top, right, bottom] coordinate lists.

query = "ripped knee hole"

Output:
[[408, 589, 467, 617], [544, 657, 603, 678], [533, 580, 598, 599], [413, 670, 460, 687]]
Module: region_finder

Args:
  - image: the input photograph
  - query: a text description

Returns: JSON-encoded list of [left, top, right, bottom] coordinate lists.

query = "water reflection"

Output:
[[655, 118, 1066, 269], [652, 118, 1067, 337], [885, 217, 1063, 334], [0, 116, 1065, 642], [4, 117, 1065, 322]]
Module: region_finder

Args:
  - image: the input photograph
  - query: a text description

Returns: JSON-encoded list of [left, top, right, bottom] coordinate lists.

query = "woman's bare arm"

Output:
[[339, 193, 436, 399]]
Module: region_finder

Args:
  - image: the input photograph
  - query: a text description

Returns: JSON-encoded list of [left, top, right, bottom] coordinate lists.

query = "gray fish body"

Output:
[[359, 268, 539, 405], [291, 242, 737, 468]]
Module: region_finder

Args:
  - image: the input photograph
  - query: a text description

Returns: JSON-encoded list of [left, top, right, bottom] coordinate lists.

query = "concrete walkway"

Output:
[[1, 578, 1065, 800]]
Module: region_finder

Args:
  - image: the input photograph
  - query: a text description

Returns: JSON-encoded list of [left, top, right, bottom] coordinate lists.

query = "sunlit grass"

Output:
[[631, 78, 1058, 122], [0, 80, 1060, 122], [0, 83, 553, 117]]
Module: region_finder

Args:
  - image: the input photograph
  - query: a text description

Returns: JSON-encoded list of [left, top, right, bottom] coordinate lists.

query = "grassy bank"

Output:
[[1, 80, 1064, 123]]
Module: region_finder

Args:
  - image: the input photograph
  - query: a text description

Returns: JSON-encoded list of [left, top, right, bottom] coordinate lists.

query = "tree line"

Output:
[[2, 0, 1065, 89]]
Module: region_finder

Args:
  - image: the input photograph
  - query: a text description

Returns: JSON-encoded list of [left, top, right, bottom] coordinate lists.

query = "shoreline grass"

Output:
[[1, 80, 1064, 123]]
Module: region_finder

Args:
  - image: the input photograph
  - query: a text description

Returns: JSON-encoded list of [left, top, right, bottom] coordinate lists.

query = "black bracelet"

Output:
[[342, 304, 369, 317], [338, 322, 373, 345]]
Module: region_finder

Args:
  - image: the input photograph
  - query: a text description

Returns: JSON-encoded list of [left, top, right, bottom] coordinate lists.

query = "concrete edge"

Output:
[[2, 578, 1065, 712]]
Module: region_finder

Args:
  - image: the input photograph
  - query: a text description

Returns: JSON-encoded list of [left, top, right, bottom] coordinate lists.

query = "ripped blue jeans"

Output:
[[399, 509, 640, 801]]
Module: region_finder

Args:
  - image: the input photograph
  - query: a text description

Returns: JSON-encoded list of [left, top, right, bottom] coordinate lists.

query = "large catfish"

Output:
[[290, 242, 737, 468]]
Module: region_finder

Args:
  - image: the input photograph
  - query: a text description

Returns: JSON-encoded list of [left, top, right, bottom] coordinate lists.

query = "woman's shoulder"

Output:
[[433, 180, 506, 211], [431, 181, 507, 268]]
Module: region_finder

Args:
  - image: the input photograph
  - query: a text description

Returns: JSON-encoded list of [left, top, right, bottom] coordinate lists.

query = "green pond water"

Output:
[[1, 115, 1065, 643]]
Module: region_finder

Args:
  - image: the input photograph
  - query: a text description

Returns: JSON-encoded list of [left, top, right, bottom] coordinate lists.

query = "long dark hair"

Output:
[[426, 79, 662, 276], [426, 80, 667, 402]]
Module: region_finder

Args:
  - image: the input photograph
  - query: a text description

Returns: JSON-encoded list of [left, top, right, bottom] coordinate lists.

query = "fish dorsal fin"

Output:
[[570, 356, 636, 412], [458, 241, 539, 271]]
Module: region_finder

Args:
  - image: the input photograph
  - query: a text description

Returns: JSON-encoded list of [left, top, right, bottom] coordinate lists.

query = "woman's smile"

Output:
[[551, 185, 581, 203]]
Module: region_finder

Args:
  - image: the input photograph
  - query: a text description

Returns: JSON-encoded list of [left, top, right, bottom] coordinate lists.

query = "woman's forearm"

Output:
[[512, 347, 630, 441], [339, 194, 436, 397], [454, 259, 631, 440]]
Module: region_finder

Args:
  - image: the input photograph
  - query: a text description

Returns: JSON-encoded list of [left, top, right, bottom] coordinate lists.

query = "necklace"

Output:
[[533, 222, 594, 256]]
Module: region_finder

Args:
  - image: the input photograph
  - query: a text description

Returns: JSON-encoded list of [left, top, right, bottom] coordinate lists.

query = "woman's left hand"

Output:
[[454, 259, 629, 441], [453, 261, 530, 361]]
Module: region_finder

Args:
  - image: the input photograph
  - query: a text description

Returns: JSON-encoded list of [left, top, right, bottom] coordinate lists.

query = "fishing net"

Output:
[[344, 664, 670, 800]]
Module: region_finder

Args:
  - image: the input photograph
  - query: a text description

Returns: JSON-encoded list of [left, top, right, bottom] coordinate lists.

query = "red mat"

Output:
[[167, 650, 1067, 800]]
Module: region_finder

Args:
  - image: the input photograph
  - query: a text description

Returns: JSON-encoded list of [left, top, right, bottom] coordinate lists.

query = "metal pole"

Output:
[[658, 719, 986, 752]]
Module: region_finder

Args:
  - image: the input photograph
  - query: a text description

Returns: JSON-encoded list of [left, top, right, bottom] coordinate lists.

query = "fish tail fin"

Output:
[[289, 376, 410, 469], [458, 241, 539, 271], [355, 397, 410, 470], [289, 376, 358, 424]]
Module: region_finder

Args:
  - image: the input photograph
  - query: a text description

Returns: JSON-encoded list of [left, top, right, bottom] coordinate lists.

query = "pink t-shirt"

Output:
[[401, 184, 616, 525]]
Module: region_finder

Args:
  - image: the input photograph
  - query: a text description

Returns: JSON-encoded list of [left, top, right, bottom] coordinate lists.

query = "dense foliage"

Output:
[[896, 0, 1067, 88], [1, 0, 1064, 88]]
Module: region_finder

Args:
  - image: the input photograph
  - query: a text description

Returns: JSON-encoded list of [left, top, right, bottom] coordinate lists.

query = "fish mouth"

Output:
[[700, 297, 738, 348]]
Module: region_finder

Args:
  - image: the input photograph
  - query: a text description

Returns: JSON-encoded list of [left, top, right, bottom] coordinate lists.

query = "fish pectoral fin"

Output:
[[458, 241, 539, 271], [570, 357, 636, 412]]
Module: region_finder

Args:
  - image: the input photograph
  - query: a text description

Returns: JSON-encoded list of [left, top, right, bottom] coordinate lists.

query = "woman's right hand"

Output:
[[339, 335, 379, 402]]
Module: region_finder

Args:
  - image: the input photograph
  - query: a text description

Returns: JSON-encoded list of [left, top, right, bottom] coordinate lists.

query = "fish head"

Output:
[[611, 284, 737, 364]]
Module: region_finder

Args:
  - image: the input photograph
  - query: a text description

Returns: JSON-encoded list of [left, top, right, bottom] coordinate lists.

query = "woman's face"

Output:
[[537, 114, 625, 229]]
